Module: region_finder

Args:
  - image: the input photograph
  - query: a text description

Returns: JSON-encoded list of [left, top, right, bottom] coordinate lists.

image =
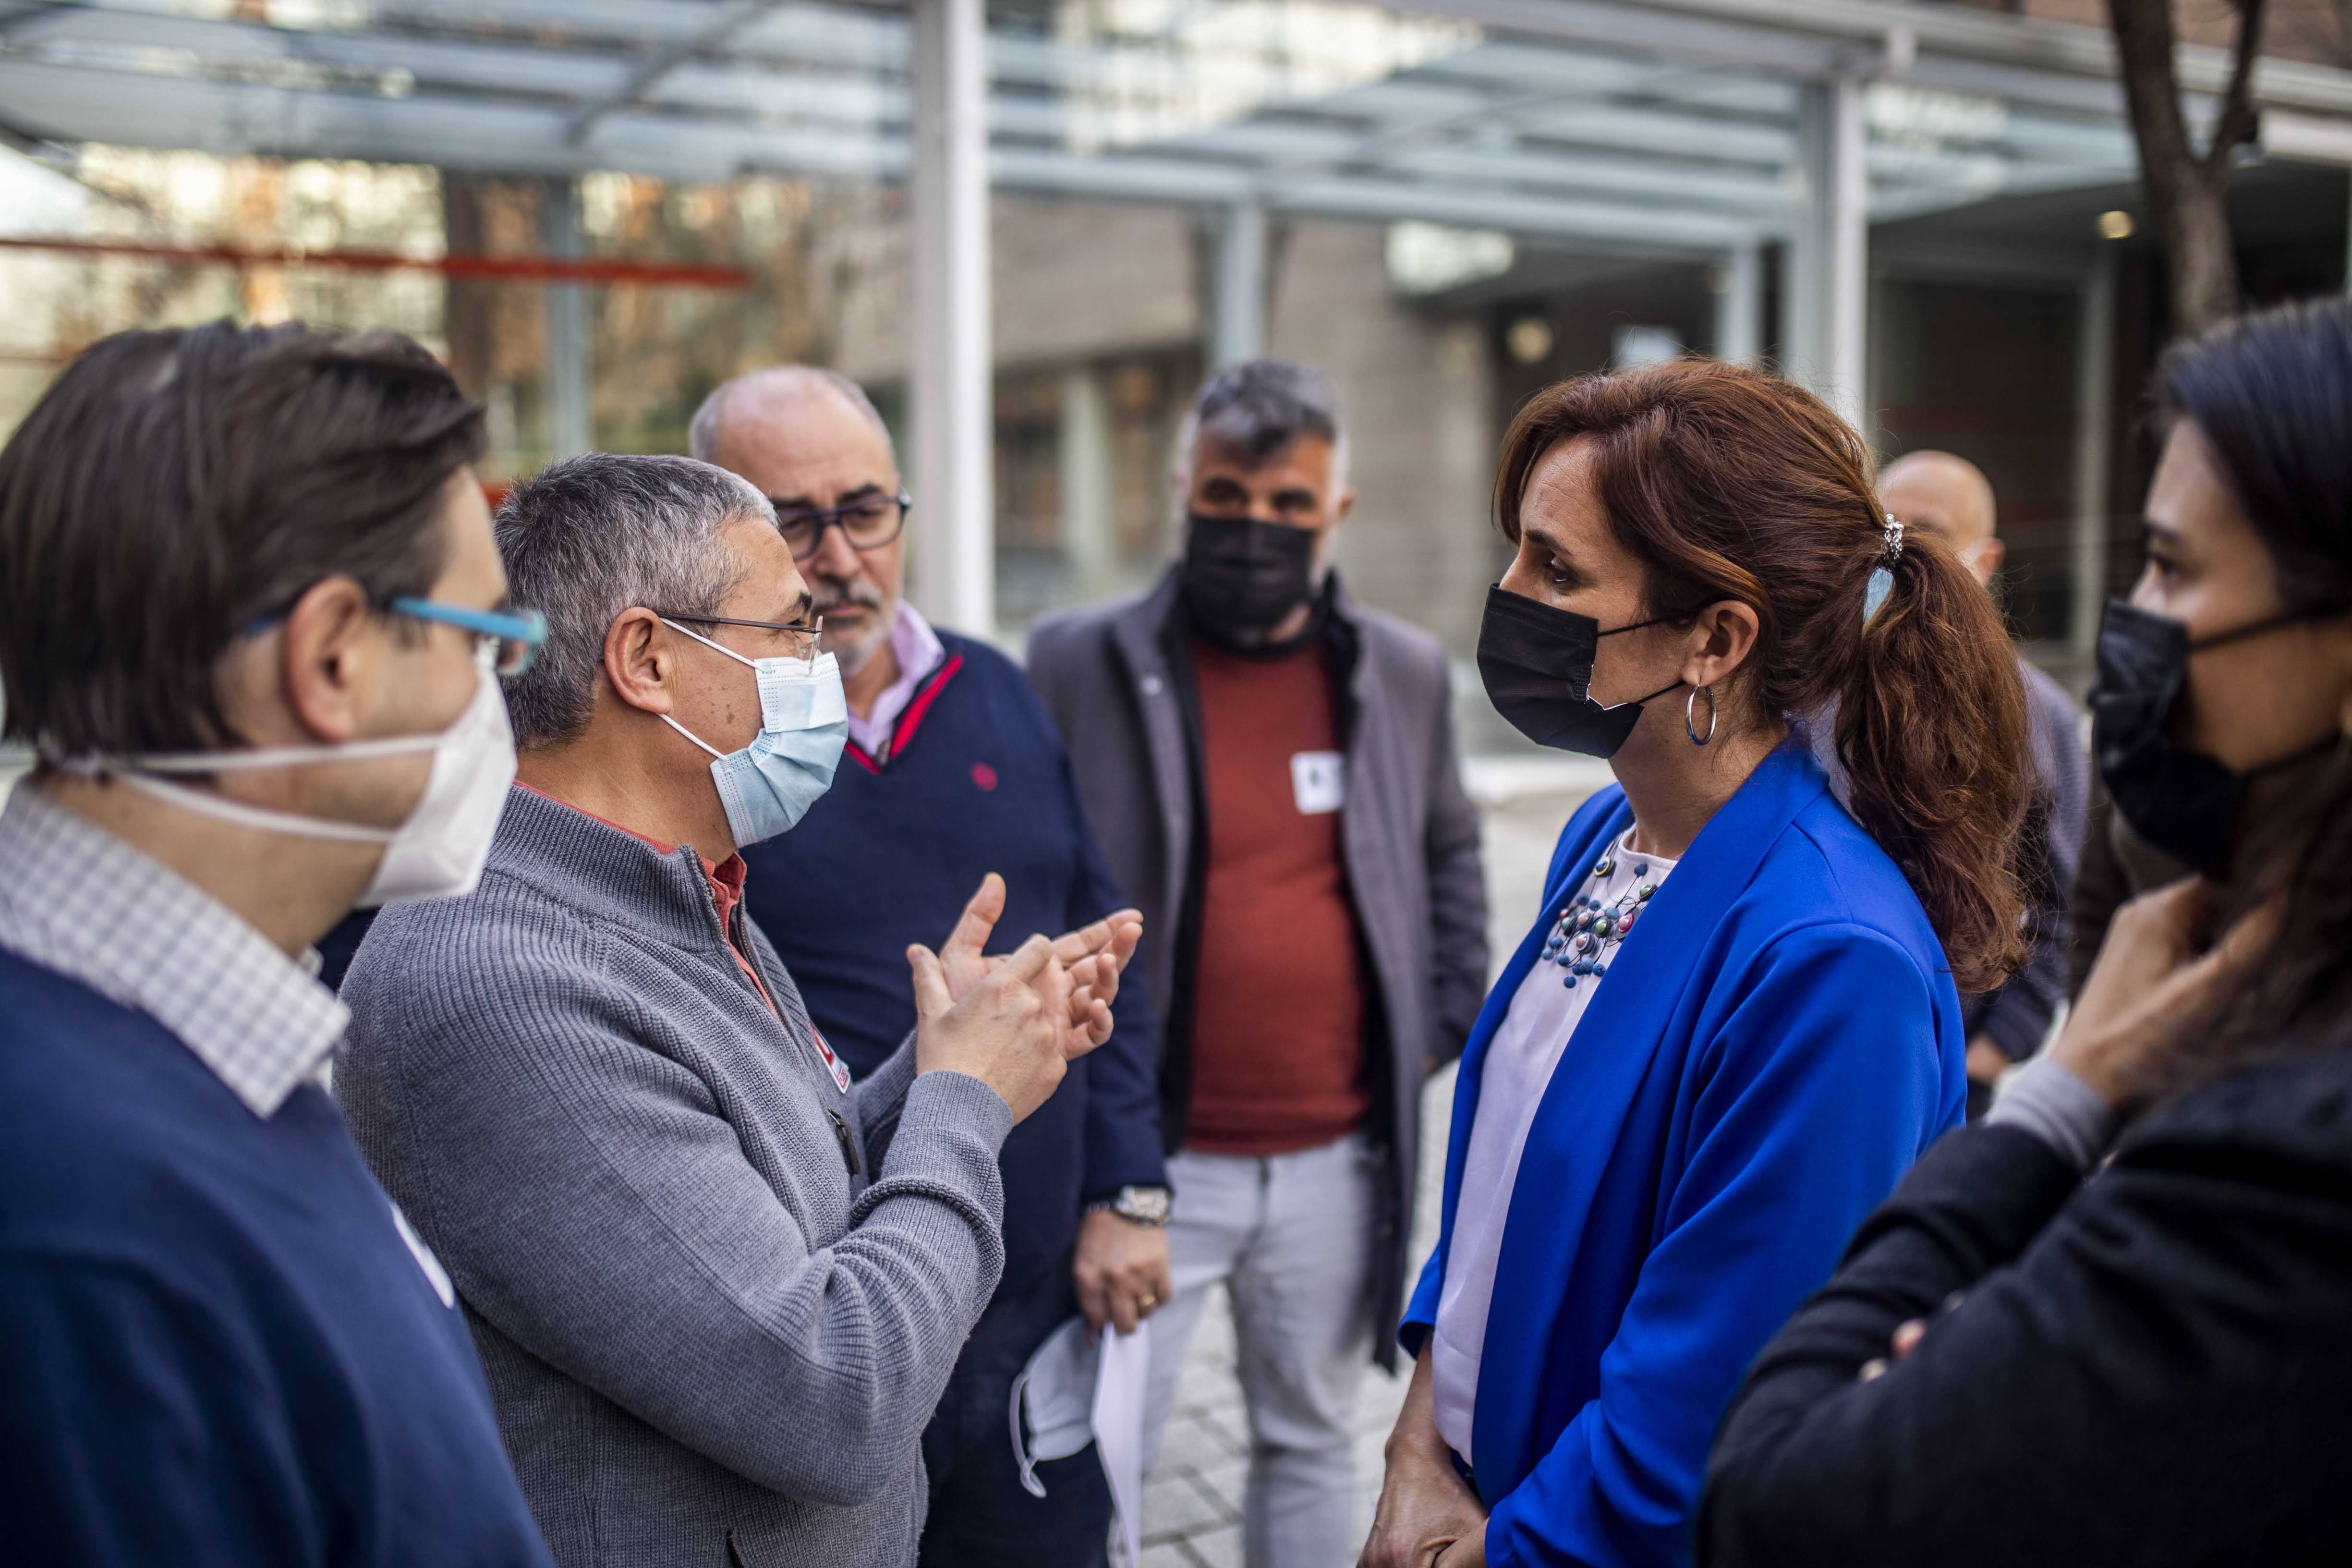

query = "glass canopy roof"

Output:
[[0, 0, 2324, 258]]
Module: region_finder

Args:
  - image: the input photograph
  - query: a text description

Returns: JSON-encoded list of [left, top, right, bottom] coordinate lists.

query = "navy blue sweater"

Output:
[[742, 632, 1165, 1301], [0, 948, 550, 1568]]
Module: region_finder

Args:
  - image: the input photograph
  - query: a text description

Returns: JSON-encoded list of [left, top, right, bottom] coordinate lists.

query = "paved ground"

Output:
[[1136, 760, 1601, 1568]]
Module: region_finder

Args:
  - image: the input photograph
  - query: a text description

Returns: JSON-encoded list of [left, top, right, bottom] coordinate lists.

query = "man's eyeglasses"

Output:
[[389, 598, 549, 678], [772, 490, 911, 562], [655, 612, 827, 661]]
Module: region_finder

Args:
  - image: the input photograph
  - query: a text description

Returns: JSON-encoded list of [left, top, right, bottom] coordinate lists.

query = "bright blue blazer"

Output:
[[1401, 739, 1964, 1568]]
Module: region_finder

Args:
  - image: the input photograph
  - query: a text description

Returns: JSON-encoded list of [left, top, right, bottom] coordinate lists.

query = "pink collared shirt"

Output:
[[842, 602, 947, 760]]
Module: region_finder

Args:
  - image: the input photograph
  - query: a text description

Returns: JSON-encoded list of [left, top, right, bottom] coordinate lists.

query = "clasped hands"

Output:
[[908, 872, 1143, 1124]]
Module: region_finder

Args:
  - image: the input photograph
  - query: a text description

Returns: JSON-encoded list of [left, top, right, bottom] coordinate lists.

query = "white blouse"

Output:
[[1430, 826, 1679, 1464]]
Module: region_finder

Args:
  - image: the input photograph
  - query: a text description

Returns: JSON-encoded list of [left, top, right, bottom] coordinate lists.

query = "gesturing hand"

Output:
[[2052, 876, 2282, 1114], [909, 931, 1073, 1124], [934, 874, 1144, 1059]]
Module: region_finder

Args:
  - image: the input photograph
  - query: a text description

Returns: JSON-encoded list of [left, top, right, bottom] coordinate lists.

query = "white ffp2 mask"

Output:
[[67, 648, 519, 907]]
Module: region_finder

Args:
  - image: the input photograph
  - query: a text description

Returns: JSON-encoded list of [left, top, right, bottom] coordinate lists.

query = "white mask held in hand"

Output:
[[55, 645, 519, 907], [658, 618, 848, 847]]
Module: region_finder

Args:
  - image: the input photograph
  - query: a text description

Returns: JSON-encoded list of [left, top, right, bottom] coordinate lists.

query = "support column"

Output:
[[1787, 77, 1868, 429], [1713, 239, 1762, 364], [1783, 94, 1825, 393], [2071, 249, 2119, 670], [1059, 362, 1117, 603], [1211, 199, 1267, 368], [910, 0, 994, 637], [540, 178, 591, 460]]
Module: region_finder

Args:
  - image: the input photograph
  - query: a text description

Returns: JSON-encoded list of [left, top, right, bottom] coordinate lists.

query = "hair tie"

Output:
[[1863, 513, 1902, 625]]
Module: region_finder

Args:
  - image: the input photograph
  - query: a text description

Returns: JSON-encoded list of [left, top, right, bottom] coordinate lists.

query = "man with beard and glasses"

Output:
[[689, 367, 1169, 1568], [1027, 358, 1489, 1568]]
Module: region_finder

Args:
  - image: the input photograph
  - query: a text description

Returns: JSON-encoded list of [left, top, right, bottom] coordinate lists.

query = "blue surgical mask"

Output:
[[658, 619, 847, 847]]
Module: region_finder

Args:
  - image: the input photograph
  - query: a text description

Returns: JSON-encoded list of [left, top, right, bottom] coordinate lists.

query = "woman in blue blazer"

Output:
[[1362, 361, 2032, 1568]]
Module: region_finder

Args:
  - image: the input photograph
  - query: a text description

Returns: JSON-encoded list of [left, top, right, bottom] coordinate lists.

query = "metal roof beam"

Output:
[[562, 0, 781, 146], [5, 6, 635, 98], [1266, 172, 1765, 249], [0, 55, 1774, 248], [1383, 0, 2352, 117]]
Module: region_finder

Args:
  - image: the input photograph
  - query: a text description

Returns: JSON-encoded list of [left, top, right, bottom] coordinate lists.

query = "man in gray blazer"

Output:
[[1027, 360, 1488, 1568], [338, 453, 1140, 1568]]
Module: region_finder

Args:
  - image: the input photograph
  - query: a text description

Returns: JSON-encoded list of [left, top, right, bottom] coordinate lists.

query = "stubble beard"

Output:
[[821, 588, 898, 677]]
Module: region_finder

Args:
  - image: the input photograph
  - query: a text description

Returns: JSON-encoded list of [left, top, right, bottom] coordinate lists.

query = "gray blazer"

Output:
[[337, 786, 1010, 1568], [1026, 571, 1487, 1364]]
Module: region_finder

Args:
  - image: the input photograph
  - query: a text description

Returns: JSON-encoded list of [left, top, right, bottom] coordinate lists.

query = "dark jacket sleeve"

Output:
[[1700, 1073, 2352, 1568], [1967, 800, 2068, 1061], [1017, 629, 1166, 1198], [1421, 653, 1487, 1069], [1970, 672, 2087, 1059], [1064, 748, 1168, 1198]]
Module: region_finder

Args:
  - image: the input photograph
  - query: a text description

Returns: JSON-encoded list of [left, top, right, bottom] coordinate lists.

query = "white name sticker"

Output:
[[1291, 751, 1346, 815]]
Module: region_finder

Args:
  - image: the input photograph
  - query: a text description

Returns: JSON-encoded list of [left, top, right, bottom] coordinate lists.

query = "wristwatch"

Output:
[[1085, 1184, 1173, 1228]]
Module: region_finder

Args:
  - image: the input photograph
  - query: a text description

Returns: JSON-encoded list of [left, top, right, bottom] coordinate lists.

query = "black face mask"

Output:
[[1181, 513, 1318, 643], [2090, 598, 2340, 870], [1476, 584, 1681, 758]]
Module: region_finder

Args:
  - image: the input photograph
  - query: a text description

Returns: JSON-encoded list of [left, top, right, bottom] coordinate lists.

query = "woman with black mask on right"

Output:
[[1700, 296, 2352, 1567]]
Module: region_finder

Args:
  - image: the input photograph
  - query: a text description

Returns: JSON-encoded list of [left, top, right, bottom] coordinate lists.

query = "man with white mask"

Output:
[[0, 321, 554, 1565], [336, 452, 1142, 1568]]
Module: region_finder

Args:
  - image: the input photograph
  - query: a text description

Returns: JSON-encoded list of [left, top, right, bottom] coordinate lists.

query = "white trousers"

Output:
[[1142, 1132, 1379, 1568]]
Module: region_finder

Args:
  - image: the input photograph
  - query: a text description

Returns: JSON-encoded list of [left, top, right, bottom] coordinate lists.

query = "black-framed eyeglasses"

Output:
[[771, 490, 911, 561], [655, 612, 826, 659]]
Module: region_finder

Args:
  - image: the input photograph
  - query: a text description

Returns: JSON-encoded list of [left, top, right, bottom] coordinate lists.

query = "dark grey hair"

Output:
[[688, 365, 889, 463], [496, 453, 771, 749], [1176, 358, 1350, 491]]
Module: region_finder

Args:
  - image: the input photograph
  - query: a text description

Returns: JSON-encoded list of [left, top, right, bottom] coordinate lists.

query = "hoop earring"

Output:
[[1685, 684, 1717, 747]]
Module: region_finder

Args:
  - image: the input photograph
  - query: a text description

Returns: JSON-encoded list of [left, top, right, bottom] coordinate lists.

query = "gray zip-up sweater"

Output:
[[337, 785, 1011, 1568]]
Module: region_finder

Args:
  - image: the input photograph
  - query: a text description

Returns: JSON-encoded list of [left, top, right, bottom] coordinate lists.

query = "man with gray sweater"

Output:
[[338, 454, 1140, 1568]]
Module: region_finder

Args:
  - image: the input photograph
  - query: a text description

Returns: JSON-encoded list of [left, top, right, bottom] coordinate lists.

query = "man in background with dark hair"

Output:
[[691, 368, 1169, 1568], [0, 321, 553, 1566], [1028, 358, 1489, 1568], [1877, 450, 2087, 1117]]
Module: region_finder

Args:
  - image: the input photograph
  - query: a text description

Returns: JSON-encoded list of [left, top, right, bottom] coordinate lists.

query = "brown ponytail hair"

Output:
[[1495, 358, 2029, 992]]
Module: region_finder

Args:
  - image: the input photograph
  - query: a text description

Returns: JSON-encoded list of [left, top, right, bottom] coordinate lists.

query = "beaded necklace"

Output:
[[1540, 839, 1661, 990]]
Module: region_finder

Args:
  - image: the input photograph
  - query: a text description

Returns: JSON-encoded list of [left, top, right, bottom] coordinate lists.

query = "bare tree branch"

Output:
[[2104, 0, 2268, 335], [2205, 0, 2270, 177]]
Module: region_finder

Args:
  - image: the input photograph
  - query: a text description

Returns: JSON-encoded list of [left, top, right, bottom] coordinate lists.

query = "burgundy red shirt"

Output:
[[1184, 636, 1369, 1155]]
